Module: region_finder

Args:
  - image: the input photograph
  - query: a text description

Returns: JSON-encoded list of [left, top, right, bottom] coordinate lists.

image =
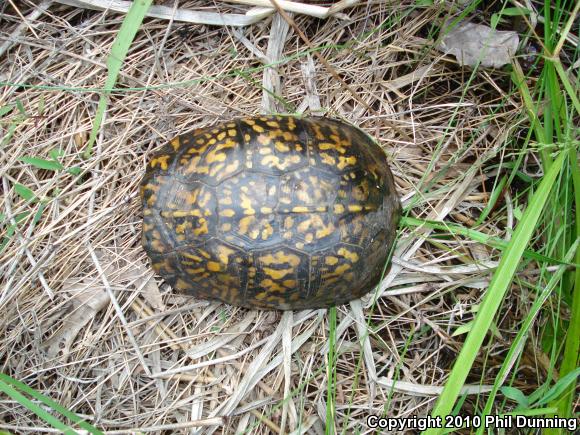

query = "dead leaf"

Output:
[[126, 262, 166, 312], [438, 21, 519, 68], [41, 277, 110, 359]]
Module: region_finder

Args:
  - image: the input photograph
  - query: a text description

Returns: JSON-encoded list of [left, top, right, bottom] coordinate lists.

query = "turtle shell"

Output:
[[141, 116, 400, 310]]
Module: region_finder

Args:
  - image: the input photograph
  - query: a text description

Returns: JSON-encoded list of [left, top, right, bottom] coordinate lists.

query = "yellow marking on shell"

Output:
[[170, 137, 180, 151], [216, 138, 237, 150], [257, 134, 271, 145], [160, 210, 201, 218], [325, 256, 339, 265], [151, 239, 165, 251], [209, 163, 224, 177], [217, 131, 226, 140], [220, 196, 233, 205], [295, 242, 304, 249], [175, 279, 191, 291], [261, 155, 280, 167], [261, 154, 301, 169], [240, 194, 255, 215], [297, 219, 312, 233], [143, 183, 159, 192], [335, 264, 351, 274], [183, 252, 203, 262], [305, 233, 314, 243], [312, 125, 324, 140], [266, 121, 279, 128], [221, 223, 232, 231], [188, 142, 211, 155], [175, 221, 191, 234], [261, 227, 274, 239], [198, 250, 211, 259], [260, 251, 301, 267], [281, 131, 297, 141], [228, 129, 237, 137], [217, 245, 235, 265], [205, 151, 227, 164], [244, 133, 251, 142], [283, 280, 296, 287], [315, 223, 335, 239], [238, 216, 255, 235], [260, 279, 285, 292], [218, 161, 239, 178], [192, 218, 208, 236], [207, 261, 221, 272], [338, 247, 359, 262], [333, 204, 345, 214], [184, 157, 207, 175], [252, 124, 265, 133], [264, 267, 292, 280], [150, 155, 170, 170], [198, 191, 211, 208], [186, 267, 207, 275], [337, 156, 357, 169], [319, 142, 339, 151], [320, 153, 336, 166], [287, 117, 296, 130], [290, 293, 301, 301], [221, 209, 235, 217], [275, 141, 290, 152], [347, 205, 363, 212], [184, 190, 199, 205], [261, 207, 273, 214], [244, 119, 256, 125]]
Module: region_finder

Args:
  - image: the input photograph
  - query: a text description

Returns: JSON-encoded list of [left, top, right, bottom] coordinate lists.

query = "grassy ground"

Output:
[[0, 1, 578, 434]]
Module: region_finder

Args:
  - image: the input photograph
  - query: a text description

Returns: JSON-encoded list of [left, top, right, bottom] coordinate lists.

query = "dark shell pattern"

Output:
[[141, 116, 400, 310]]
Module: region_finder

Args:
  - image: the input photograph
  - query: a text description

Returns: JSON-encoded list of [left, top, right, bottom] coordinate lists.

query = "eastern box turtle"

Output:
[[141, 116, 400, 310]]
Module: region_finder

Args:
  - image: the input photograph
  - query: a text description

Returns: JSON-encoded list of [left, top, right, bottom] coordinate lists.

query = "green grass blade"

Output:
[[422, 150, 567, 435], [553, 61, 580, 117], [475, 175, 507, 225], [475, 240, 578, 435], [0, 374, 103, 434], [401, 216, 573, 266], [0, 378, 76, 434], [13, 183, 36, 202], [326, 307, 337, 435], [511, 61, 551, 170], [548, 150, 580, 420], [83, 0, 153, 159], [19, 156, 63, 171]]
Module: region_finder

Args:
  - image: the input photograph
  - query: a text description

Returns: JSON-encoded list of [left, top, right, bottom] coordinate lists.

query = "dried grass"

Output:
[[0, 1, 539, 433]]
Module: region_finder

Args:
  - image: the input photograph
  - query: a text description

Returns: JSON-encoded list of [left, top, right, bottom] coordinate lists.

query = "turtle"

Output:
[[141, 115, 400, 310]]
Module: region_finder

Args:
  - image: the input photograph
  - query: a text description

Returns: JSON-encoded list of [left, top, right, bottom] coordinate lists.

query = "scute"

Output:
[[141, 116, 401, 310], [218, 172, 282, 248]]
